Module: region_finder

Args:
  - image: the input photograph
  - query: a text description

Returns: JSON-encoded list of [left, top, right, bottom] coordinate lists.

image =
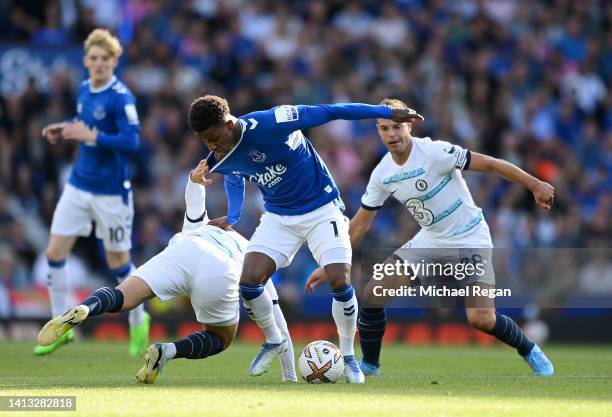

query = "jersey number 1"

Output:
[[330, 220, 339, 237]]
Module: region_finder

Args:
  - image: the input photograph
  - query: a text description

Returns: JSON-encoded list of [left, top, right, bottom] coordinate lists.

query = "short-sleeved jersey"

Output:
[[69, 76, 140, 195], [361, 137, 492, 248], [209, 103, 392, 216]]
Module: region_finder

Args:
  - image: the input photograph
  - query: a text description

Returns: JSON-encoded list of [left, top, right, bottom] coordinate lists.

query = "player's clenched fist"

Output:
[[190, 159, 214, 186], [531, 180, 555, 210]]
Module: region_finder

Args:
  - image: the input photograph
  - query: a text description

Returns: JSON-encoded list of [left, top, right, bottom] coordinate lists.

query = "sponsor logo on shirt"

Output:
[[248, 164, 287, 188], [274, 105, 299, 123]]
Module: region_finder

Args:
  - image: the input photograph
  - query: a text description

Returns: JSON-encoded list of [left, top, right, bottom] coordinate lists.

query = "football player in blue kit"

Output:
[[35, 29, 149, 356], [187, 95, 423, 383]]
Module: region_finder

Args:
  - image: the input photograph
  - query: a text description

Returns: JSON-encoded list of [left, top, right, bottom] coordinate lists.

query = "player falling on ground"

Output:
[[37, 159, 297, 383], [306, 98, 555, 377], [187, 95, 423, 383], [36, 29, 149, 356]]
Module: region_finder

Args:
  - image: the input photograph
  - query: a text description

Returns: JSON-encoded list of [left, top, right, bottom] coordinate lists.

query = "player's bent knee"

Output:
[[323, 263, 351, 291], [46, 235, 77, 261], [105, 251, 131, 270], [45, 248, 64, 263], [240, 253, 276, 285], [362, 281, 389, 307], [467, 309, 496, 332], [46, 243, 70, 262], [116, 276, 154, 311], [206, 323, 237, 350]]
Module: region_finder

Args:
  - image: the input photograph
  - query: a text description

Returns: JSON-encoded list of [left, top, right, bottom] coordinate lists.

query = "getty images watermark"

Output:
[[359, 248, 612, 309], [370, 258, 511, 299]]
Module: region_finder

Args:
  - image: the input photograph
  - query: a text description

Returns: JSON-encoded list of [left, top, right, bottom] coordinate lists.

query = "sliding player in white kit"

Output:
[[307, 98, 555, 377], [37, 160, 297, 383]]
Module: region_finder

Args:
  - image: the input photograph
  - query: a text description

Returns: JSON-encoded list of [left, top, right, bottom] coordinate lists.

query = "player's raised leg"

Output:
[[37, 276, 154, 347], [136, 323, 237, 384], [239, 252, 287, 376], [465, 284, 554, 376]]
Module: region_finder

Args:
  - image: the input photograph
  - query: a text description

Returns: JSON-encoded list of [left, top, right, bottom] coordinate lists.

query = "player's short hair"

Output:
[[379, 98, 408, 108], [188, 95, 230, 132], [84, 29, 123, 58]]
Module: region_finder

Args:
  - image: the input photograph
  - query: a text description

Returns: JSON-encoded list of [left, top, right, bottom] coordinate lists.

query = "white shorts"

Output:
[[132, 235, 241, 326], [394, 231, 495, 286], [50, 183, 133, 252], [247, 201, 352, 270]]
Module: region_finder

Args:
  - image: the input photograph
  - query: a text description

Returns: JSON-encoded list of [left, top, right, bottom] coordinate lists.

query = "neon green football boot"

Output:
[[129, 311, 151, 357], [34, 328, 75, 356]]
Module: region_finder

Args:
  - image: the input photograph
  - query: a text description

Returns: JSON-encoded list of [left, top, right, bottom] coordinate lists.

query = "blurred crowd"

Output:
[[0, 0, 610, 309]]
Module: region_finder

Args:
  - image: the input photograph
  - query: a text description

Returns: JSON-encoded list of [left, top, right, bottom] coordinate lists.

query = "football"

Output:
[[298, 340, 345, 383]]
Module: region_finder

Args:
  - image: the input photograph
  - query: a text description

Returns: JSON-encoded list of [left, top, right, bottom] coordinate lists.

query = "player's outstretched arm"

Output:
[[261, 103, 424, 134], [468, 152, 555, 210], [305, 208, 377, 292]]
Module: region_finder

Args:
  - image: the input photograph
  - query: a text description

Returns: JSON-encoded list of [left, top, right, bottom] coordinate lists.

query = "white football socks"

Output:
[[273, 303, 297, 381], [332, 294, 358, 357], [162, 343, 177, 361], [243, 290, 283, 344], [48, 262, 69, 317]]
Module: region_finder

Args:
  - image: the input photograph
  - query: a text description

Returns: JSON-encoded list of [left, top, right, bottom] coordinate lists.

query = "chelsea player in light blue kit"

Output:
[[36, 29, 149, 356], [37, 159, 297, 384], [187, 95, 422, 383]]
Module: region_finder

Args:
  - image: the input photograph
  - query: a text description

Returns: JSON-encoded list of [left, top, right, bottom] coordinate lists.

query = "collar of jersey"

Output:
[[88, 76, 117, 94], [210, 118, 246, 173]]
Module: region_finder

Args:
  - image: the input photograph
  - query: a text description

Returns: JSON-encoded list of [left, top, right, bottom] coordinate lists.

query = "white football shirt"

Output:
[[361, 137, 492, 248]]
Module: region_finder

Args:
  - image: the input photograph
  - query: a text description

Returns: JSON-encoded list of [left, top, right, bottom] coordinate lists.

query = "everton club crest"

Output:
[[249, 149, 266, 163]]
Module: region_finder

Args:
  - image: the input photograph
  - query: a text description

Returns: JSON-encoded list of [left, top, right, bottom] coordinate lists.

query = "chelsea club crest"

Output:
[[249, 149, 266, 163], [415, 179, 428, 191]]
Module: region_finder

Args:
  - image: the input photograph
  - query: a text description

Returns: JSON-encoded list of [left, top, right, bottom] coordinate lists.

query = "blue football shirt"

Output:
[[208, 103, 392, 219], [68, 76, 140, 196]]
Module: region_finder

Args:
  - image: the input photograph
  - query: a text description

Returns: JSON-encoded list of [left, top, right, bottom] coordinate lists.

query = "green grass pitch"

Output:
[[1, 341, 611, 417]]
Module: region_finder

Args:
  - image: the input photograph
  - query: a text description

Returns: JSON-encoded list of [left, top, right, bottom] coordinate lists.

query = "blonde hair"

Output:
[[379, 98, 408, 108], [84, 29, 123, 57]]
